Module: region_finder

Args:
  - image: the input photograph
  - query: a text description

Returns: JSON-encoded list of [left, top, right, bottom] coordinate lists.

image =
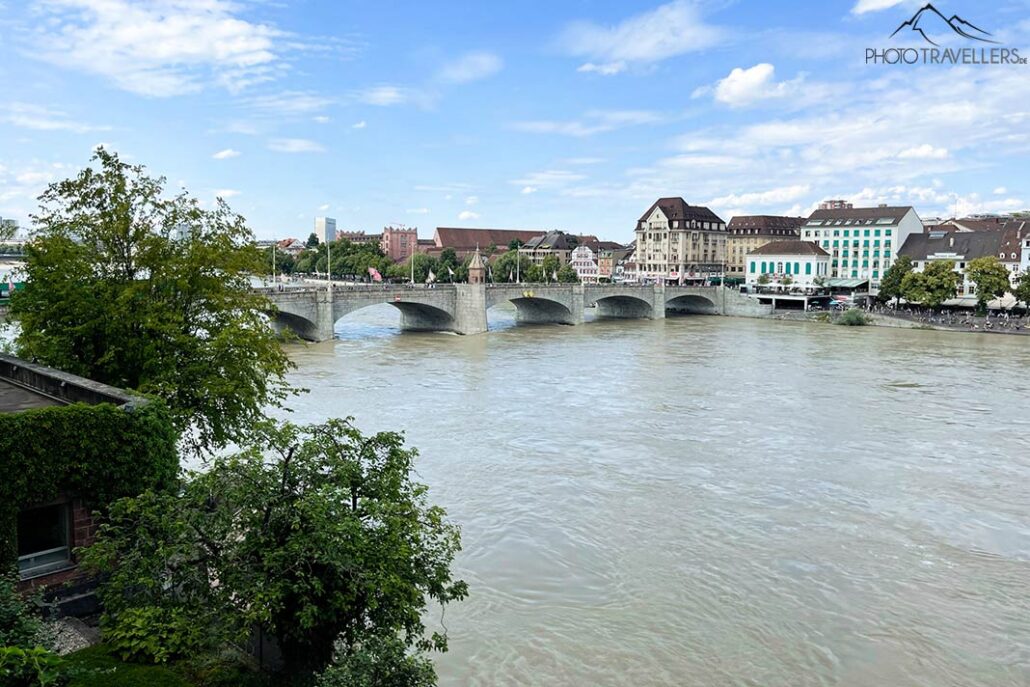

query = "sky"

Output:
[[1, 0, 1029, 243]]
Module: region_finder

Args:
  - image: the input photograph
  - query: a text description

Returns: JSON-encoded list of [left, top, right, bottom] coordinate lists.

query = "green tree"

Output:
[[491, 250, 531, 282], [540, 254, 561, 281], [901, 260, 960, 309], [877, 255, 912, 304], [82, 418, 467, 682], [507, 239, 523, 251], [757, 273, 770, 286], [262, 245, 295, 276], [306, 232, 319, 248], [10, 148, 293, 454], [780, 275, 793, 288], [524, 264, 543, 283], [557, 264, 579, 283], [1015, 271, 1030, 309], [965, 256, 1010, 312]]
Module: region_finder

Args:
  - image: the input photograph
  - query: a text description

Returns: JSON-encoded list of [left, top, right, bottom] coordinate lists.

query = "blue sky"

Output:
[[1, 0, 1029, 243]]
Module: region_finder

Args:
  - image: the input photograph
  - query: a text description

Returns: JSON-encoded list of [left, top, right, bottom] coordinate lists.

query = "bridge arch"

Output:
[[269, 309, 323, 341], [332, 298, 457, 334], [665, 294, 719, 315], [592, 294, 654, 319]]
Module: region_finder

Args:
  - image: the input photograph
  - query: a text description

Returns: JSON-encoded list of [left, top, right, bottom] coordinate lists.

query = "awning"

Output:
[[822, 278, 869, 288]]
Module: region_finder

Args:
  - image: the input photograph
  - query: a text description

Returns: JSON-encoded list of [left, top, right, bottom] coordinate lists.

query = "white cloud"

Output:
[[214, 188, 240, 199], [437, 52, 503, 84], [313, 115, 330, 124], [897, 144, 949, 160], [710, 64, 803, 108], [407, 207, 430, 214], [561, 1, 722, 74], [351, 120, 366, 129], [851, 0, 908, 15], [212, 148, 240, 160], [511, 170, 586, 189], [353, 85, 411, 106], [30, 0, 284, 96], [521, 186, 538, 194], [577, 61, 626, 75], [458, 210, 480, 221], [3, 102, 108, 133], [318, 203, 330, 211], [465, 195, 479, 206], [707, 185, 811, 209], [563, 157, 605, 166], [512, 110, 661, 137], [267, 138, 325, 153], [994, 187, 1008, 195], [247, 91, 334, 115]]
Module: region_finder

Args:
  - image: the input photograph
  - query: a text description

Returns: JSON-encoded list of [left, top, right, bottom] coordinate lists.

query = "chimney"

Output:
[[949, 236, 954, 248]]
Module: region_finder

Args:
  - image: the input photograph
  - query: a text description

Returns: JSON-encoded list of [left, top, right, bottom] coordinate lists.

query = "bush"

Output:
[[0, 571, 43, 649], [103, 606, 208, 665], [0, 646, 66, 686], [836, 309, 870, 326], [63, 645, 189, 687], [315, 637, 436, 687]]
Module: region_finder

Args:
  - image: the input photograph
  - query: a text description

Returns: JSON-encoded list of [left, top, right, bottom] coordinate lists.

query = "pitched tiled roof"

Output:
[[899, 230, 1006, 261], [638, 197, 725, 225], [728, 215, 804, 236], [808, 206, 914, 224], [748, 240, 830, 257], [434, 227, 544, 250]]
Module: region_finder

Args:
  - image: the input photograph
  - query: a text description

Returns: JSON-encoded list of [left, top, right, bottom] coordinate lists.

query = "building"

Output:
[[746, 241, 830, 289], [380, 226, 418, 262], [819, 199, 853, 210], [898, 228, 1023, 300], [567, 245, 600, 283], [0, 353, 177, 607], [634, 197, 727, 283], [467, 250, 487, 284], [800, 206, 922, 290], [726, 215, 805, 278], [598, 247, 633, 281], [519, 231, 577, 266], [314, 217, 337, 244], [431, 227, 544, 257], [337, 230, 382, 248]]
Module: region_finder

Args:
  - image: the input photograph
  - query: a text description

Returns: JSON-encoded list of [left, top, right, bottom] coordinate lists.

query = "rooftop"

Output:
[[806, 206, 915, 225], [434, 227, 545, 250], [748, 240, 830, 257], [899, 230, 1007, 261], [638, 197, 725, 225], [728, 215, 805, 234]]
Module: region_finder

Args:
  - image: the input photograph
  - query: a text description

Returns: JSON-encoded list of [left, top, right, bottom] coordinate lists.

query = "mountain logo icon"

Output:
[[890, 3, 999, 47]]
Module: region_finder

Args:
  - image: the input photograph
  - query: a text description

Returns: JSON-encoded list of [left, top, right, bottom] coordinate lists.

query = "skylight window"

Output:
[[876, 218, 895, 225]]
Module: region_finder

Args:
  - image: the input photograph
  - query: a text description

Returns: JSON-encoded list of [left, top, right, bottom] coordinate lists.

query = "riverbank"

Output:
[[765, 309, 1030, 335]]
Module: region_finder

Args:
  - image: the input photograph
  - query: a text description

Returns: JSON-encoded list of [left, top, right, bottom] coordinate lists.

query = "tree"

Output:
[[524, 264, 543, 283], [306, 232, 319, 248], [557, 264, 579, 283], [965, 256, 1010, 312], [507, 239, 523, 251], [757, 273, 771, 286], [540, 254, 561, 281], [491, 250, 531, 282], [10, 148, 293, 454], [780, 275, 793, 288], [82, 418, 467, 682], [263, 245, 295, 276], [901, 259, 960, 309], [878, 255, 913, 304], [1015, 271, 1030, 309]]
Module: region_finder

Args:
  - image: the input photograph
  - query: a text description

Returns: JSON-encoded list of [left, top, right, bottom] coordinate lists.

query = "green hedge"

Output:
[[0, 400, 179, 566]]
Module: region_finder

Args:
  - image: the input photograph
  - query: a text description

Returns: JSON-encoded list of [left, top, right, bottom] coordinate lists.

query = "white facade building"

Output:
[[634, 197, 727, 284], [800, 206, 922, 291], [568, 245, 600, 283], [746, 241, 830, 289], [314, 217, 337, 244]]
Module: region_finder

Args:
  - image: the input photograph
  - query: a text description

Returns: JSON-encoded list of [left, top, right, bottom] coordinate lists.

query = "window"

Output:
[[794, 262, 800, 274], [777, 262, 784, 273], [785, 262, 791, 274], [844, 230, 850, 237], [805, 262, 812, 275], [17, 503, 71, 577], [750, 261, 756, 273]]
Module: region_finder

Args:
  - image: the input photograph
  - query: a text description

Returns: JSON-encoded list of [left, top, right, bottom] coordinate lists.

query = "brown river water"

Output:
[[279, 305, 1029, 687]]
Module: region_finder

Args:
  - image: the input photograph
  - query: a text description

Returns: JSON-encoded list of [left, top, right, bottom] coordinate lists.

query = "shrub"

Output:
[[315, 636, 436, 687], [0, 646, 66, 687], [0, 571, 43, 649], [63, 645, 189, 687], [102, 606, 208, 665], [836, 308, 870, 326]]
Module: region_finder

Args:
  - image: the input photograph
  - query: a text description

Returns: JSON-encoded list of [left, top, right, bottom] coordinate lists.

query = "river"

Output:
[[281, 305, 1029, 687]]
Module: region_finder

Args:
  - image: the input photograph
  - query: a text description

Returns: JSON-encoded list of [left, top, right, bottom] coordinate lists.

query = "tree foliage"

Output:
[[900, 259, 960, 309], [556, 264, 579, 283], [10, 149, 293, 454], [1015, 270, 1030, 308], [965, 256, 1010, 311], [877, 256, 912, 304], [82, 418, 467, 682]]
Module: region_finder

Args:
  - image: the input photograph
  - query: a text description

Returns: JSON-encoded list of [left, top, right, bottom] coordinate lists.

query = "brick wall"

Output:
[[17, 497, 95, 593]]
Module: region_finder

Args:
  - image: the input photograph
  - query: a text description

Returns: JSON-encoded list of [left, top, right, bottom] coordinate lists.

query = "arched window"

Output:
[[805, 262, 812, 275], [785, 262, 791, 274], [777, 262, 784, 273], [794, 262, 800, 274], [750, 261, 756, 273]]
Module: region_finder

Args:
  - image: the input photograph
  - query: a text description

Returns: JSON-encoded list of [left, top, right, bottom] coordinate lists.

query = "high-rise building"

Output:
[[314, 217, 337, 244]]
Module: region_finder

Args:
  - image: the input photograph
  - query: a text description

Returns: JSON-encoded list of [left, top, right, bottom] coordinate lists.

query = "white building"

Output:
[[314, 217, 337, 244], [900, 228, 1027, 301], [800, 206, 922, 290], [634, 197, 727, 284], [567, 245, 600, 283], [746, 241, 830, 289]]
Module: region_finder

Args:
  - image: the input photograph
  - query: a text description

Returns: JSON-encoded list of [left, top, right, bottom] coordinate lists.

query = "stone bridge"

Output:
[[258, 283, 770, 341]]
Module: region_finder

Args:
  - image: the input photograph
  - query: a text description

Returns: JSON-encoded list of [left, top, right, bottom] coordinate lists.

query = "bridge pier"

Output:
[[452, 284, 488, 335]]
